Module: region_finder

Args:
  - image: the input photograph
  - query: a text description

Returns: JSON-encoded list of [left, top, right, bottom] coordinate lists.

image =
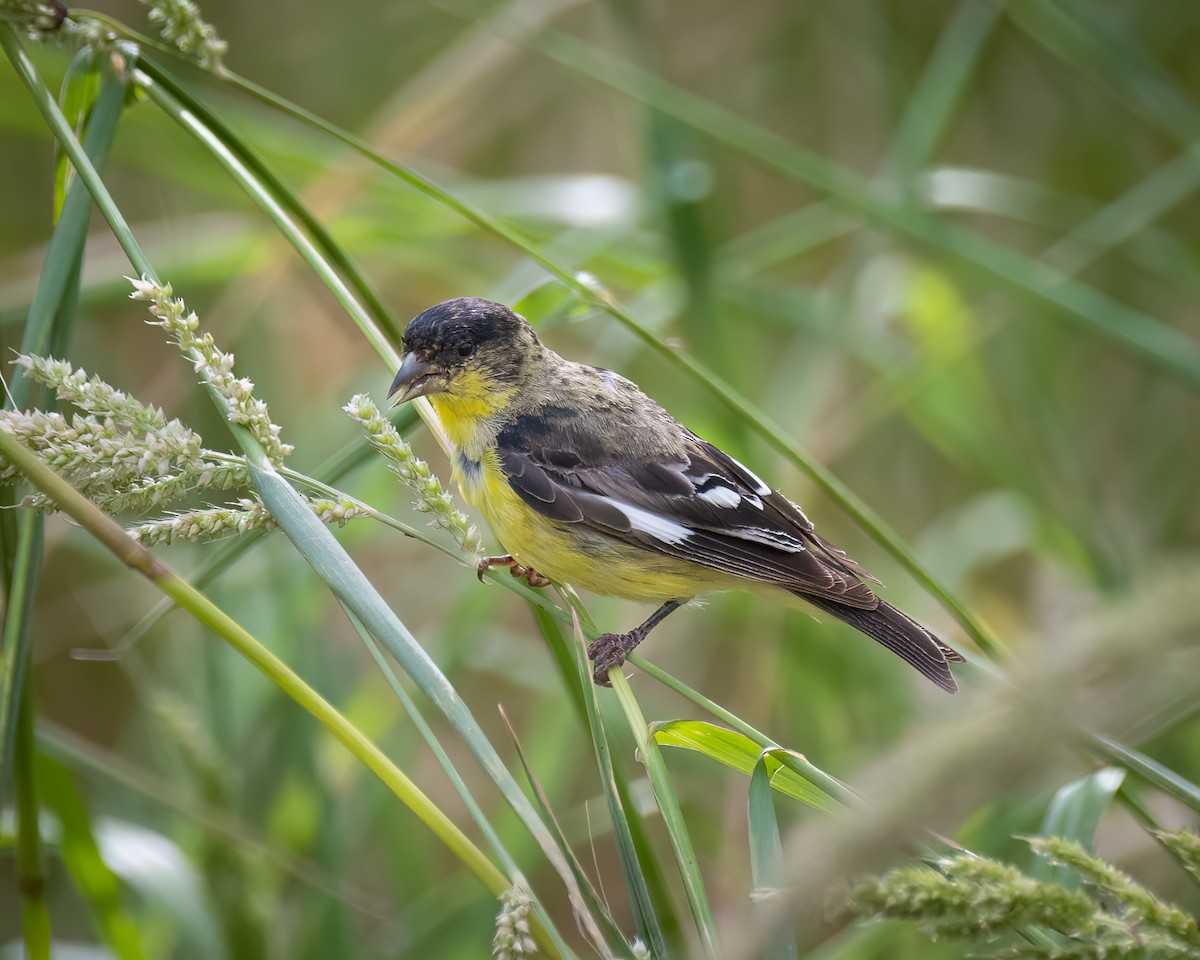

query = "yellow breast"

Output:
[[430, 388, 728, 602]]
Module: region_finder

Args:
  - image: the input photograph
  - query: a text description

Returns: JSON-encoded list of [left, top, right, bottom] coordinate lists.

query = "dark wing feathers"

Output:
[[496, 416, 875, 604], [496, 408, 959, 690]]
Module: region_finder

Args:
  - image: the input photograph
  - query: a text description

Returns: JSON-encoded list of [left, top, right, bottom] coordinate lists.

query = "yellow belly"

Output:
[[454, 449, 728, 602]]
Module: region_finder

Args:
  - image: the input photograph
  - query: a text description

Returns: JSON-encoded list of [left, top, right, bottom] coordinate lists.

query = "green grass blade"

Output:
[[37, 756, 148, 959], [718, 201, 852, 280], [1007, 0, 1200, 145], [651, 721, 840, 814], [543, 608, 674, 957], [609, 672, 717, 958], [246, 462, 591, 956], [882, 0, 1004, 187], [502, 705, 631, 955], [134, 57, 404, 349], [1090, 736, 1200, 816], [747, 756, 799, 960], [1042, 148, 1200, 276], [14, 690, 51, 959], [608, 0, 720, 365], [1039, 767, 1126, 848], [0, 513, 43, 801]]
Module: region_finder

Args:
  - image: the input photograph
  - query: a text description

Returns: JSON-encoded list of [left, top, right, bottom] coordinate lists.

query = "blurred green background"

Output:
[[2, 0, 1199, 957]]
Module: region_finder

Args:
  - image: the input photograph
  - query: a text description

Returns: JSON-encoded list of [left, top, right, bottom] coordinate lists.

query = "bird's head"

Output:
[[388, 298, 541, 408]]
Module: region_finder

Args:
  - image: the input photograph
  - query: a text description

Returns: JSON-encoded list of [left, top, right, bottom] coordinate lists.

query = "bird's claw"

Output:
[[587, 632, 634, 686], [476, 555, 549, 588], [476, 555, 510, 582], [517, 565, 551, 588]]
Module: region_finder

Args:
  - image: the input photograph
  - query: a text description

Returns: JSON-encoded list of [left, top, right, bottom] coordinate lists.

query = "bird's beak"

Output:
[[388, 353, 445, 406]]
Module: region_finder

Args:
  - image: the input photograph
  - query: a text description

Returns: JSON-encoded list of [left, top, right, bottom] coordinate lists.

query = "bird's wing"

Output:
[[495, 411, 879, 607]]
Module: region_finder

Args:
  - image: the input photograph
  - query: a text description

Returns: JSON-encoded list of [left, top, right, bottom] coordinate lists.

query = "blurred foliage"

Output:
[[1, 0, 1199, 958]]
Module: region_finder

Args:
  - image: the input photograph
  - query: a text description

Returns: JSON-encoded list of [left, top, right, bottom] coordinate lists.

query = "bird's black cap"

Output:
[[402, 297, 529, 360]]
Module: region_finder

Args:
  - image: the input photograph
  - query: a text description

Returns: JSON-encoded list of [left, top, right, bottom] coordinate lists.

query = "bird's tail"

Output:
[[801, 595, 964, 693]]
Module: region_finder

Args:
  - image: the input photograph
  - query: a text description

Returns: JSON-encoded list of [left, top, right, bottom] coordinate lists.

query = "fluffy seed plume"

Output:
[[2, 334, 369, 544], [127, 495, 367, 546], [129, 277, 292, 465]]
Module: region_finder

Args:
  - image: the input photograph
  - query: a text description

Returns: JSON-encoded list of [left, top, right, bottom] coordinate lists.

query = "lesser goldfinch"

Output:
[[389, 298, 964, 692]]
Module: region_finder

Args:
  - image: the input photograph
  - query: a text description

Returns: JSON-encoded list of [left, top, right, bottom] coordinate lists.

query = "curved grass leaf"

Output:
[[632, 658, 857, 808], [1034, 767, 1126, 887], [1040, 767, 1126, 848], [651, 721, 841, 814]]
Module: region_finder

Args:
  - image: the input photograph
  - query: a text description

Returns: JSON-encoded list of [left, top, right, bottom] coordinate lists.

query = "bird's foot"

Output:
[[515, 565, 551, 587], [587, 631, 641, 686], [476, 555, 550, 588]]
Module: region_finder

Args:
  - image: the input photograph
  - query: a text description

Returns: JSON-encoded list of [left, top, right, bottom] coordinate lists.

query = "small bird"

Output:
[[389, 298, 964, 692]]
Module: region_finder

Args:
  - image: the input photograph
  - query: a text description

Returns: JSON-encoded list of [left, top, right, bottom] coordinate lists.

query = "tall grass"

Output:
[[1, 1, 1198, 958]]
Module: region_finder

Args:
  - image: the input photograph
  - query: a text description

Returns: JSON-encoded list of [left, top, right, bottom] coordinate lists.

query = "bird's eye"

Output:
[[456, 343, 475, 359]]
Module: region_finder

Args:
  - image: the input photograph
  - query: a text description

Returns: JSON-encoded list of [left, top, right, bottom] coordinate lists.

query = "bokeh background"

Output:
[[2, 0, 1199, 957]]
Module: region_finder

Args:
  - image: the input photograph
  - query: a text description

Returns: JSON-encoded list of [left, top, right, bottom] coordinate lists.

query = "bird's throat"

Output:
[[428, 390, 507, 454]]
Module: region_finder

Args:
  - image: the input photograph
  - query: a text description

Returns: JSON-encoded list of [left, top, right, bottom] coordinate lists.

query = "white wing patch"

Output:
[[697, 485, 742, 509], [618, 500, 693, 545]]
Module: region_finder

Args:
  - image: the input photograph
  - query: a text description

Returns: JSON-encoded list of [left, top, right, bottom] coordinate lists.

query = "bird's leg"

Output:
[[588, 599, 687, 686], [476, 554, 550, 588], [476, 555, 516, 581]]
